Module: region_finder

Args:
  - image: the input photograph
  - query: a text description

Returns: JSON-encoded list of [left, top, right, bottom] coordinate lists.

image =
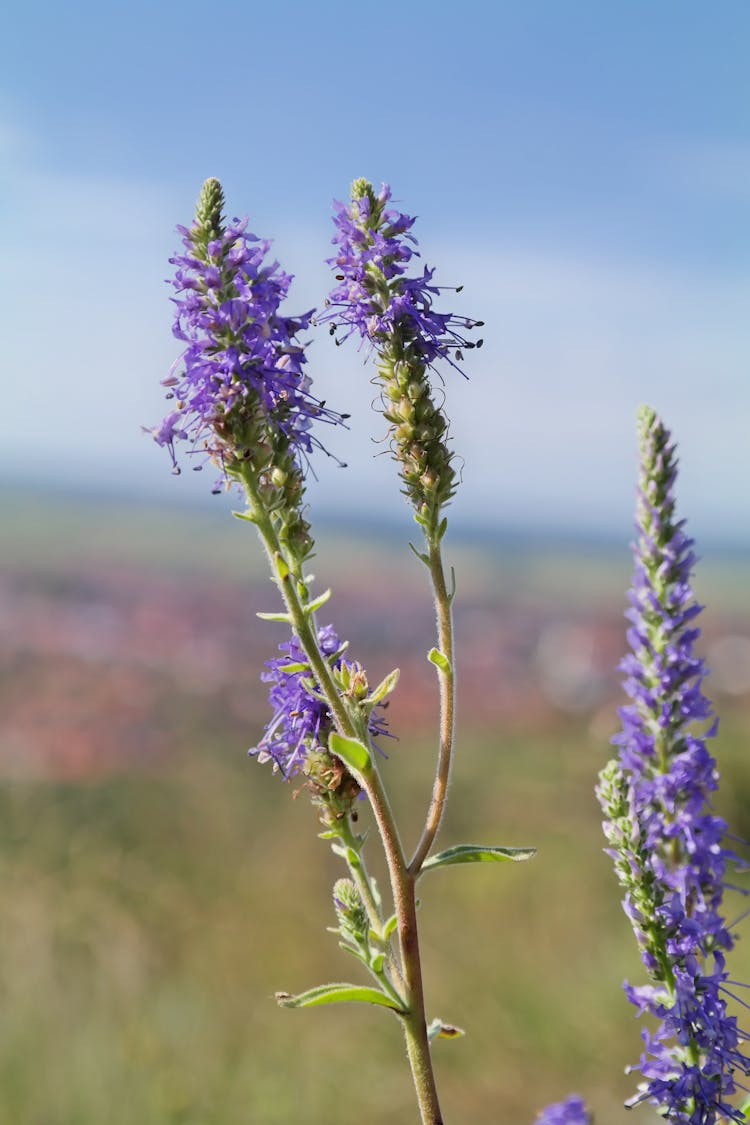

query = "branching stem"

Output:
[[240, 468, 444, 1125]]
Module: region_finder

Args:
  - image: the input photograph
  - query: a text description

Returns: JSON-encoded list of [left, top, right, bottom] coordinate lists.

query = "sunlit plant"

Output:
[[148, 178, 748, 1125]]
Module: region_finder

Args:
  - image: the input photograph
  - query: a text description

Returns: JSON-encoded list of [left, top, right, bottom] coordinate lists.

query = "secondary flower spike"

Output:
[[250, 624, 389, 783], [597, 406, 749, 1124], [324, 179, 483, 530], [148, 178, 346, 488]]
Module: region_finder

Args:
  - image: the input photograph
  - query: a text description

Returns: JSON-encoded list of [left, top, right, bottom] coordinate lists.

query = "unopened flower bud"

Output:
[[333, 878, 369, 946]]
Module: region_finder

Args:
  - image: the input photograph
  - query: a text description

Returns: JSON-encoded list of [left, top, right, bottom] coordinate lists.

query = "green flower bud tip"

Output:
[[350, 176, 377, 208], [335, 660, 369, 702], [194, 176, 225, 246], [333, 878, 369, 943]]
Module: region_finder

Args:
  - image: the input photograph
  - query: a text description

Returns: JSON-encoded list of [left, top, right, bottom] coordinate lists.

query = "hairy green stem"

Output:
[[360, 763, 443, 1125], [240, 470, 443, 1124], [338, 814, 385, 931], [409, 536, 456, 876]]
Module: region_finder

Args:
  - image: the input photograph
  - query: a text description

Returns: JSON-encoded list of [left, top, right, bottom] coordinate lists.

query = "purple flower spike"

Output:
[[148, 178, 346, 487], [323, 179, 482, 375], [251, 624, 388, 780], [534, 1095, 591, 1125], [597, 406, 749, 1123], [324, 178, 481, 525]]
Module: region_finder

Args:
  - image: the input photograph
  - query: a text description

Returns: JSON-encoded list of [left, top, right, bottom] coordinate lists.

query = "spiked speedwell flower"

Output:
[[324, 179, 483, 528], [534, 1095, 591, 1125], [325, 181, 482, 373], [250, 624, 388, 782], [597, 406, 748, 1124], [149, 178, 345, 488]]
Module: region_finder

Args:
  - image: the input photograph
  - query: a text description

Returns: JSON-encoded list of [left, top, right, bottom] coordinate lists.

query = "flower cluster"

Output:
[[148, 178, 345, 488], [534, 1095, 591, 1125], [324, 179, 482, 528], [597, 406, 748, 1123], [324, 180, 483, 372], [250, 624, 388, 782]]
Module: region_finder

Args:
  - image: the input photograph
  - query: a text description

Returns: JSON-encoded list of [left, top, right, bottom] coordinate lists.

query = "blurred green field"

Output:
[[1, 488, 749, 1124], [2, 721, 749, 1125]]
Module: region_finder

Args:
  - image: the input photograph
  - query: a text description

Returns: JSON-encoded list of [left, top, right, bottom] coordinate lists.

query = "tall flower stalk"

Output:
[[321, 179, 489, 1121], [150, 179, 537, 1125], [325, 178, 483, 880], [597, 406, 749, 1123]]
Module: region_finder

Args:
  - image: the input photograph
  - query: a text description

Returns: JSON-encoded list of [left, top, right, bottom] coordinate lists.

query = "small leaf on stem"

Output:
[[275, 983, 404, 1012], [305, 588, 333, 615], [420, 844, 537, 874], [428, 647, 451, 674], [367, 668, 400, 705], [329, 731, 371, 773]]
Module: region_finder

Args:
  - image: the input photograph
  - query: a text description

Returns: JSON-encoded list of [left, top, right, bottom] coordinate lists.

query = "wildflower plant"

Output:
[[150, 179, 748, 1124], [598, 407, 749, 1123]]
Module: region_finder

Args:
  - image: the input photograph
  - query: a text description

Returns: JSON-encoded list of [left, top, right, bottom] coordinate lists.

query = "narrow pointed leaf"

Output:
[[305, 588, 332, 615], [421, 844, 537, 874], [329, 732, 371, 773], [275, 983, 403, 1012], [256, 611, 292, 622], [367, 668, 401, 705], [408, 541, 430, 567], [382, 913, 398, 940]]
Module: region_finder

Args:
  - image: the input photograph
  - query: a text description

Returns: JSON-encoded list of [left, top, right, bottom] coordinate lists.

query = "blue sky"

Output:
[[2, 0, 749, 541]]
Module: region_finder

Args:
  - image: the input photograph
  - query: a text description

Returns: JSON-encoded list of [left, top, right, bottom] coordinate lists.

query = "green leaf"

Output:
[[369, 876, 382, 912], [304, 588, 332, 615], [256, 611, 291, 622], [370, 952, 385, 975], [276, 661, 308, 674], [275, 983, 403, 1012], [329, 843, 362, 870], [421, 844, 537, 874], [367, 668, 400, 705], [448, 565, 457, 604], [382, 913, 398, 940], [427, 1017, 465, 1042], [329, 732, 371, 773], [408, 541, 430, 567], [300, 677, 327, 703], [275, 553, 290, 580], [232, 509, 257, 524], [427, 647, 451, 674]]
